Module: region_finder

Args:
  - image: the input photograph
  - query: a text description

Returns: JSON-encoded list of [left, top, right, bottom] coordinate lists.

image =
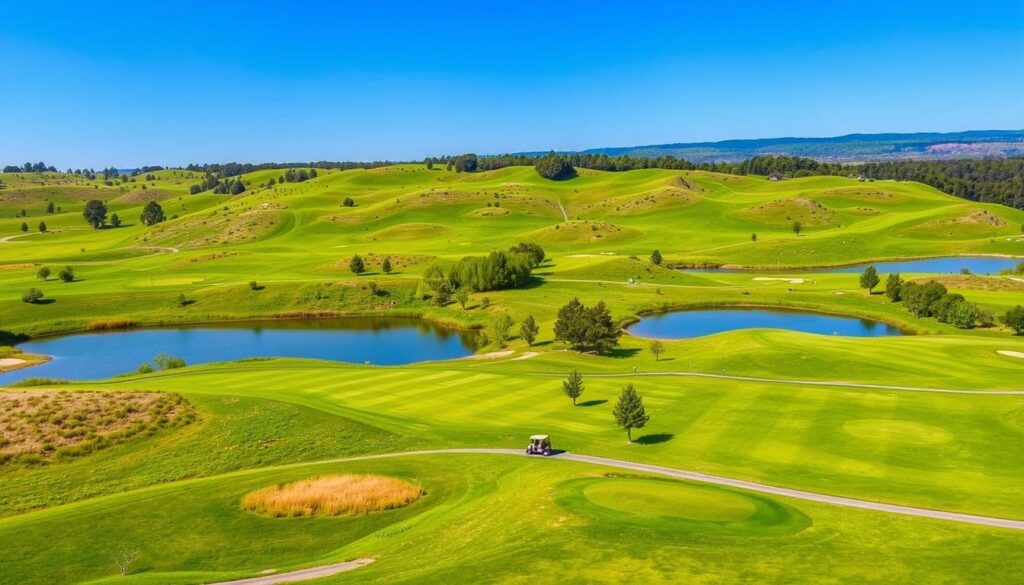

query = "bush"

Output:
[[36, 266, 51, 280], [22, 288, 44, 303], [449, 250, 534, 292], [508, 242, 545, 267], [1003, 305, 1024, 335], [58, 266, 74, 282], [342, 197, 355, 207]]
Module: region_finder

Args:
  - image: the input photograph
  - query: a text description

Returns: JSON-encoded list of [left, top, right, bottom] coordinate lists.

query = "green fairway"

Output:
[[2, 165, 1023, 584]]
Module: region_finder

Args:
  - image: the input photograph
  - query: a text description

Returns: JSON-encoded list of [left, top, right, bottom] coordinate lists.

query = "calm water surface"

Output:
[[685, 256, 1023, 274], [0, 318, 476, 384], [628, 307, 907, 339]]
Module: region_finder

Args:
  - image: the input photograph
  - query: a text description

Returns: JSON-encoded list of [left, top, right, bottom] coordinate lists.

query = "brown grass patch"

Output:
[[0, 391, 196, 465], [242, 474, 424, 517], [919, 275, 1024, 292]]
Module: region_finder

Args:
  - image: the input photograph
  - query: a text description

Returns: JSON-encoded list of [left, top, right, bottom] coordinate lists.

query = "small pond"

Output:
[[685, 256, 1023, 274], [628, 307, 907, 339], [0, 317, 477, 384]]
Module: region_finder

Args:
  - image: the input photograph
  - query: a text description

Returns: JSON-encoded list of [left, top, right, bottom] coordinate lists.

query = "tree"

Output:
[[650, 249, 663, 266], [859, 266, 880, 294], [177, 293, 190, 307], [140, 201, 166, 226], [885, 273, 903, 302], [83, 199, 107, 229], [900, 281, 947, 317], [508, 242, 545, 268], [1002, 305, 1024, 335], [46, 201, 55, 213], [22, 288, 44, 304], [349, 254, 365, 275], [612, 384, 650, 443], [792, 221, 802, 235], [534, 153, 575, 180], [553, 297, 620, 354], [20, 222, 28, 233], [751, 233, 757, 242], [455, 288, 470, 309], [111, 546, 140, 577], [553, 297, 586, 348], [38, 221, 47, 233], [488, 314, 513, 348], [230, 179, 246, 195], [110, 213, 122, 227], [382, 256, 392, 274], [154, 353, 186, 370], [520, 314, 538, 346], [58, 266, 74, 282], [562, 370, 584, 405], [342, 197, 355, 207], [948, 301, 979, 329], [649, 340, 665, 361], [36, 266, 51, 280]]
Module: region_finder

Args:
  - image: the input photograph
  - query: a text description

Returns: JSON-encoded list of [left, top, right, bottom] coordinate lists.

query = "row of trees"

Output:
[[875, 269, 993, 330], [82, 200, 163, 229], [3, 162, 57, 173]]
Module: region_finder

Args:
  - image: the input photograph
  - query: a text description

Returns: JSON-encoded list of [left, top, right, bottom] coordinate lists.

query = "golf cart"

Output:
[[526, 434, 552, 456]]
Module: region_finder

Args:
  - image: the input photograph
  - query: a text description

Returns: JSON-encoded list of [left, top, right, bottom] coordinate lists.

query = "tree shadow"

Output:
[[605, 347, 641, 359], [31, 299, 57, 305], [655, 357, 677, 362], [0, 330, 29, 344], [634, 433, 674, 445], [576, 399, 607, 407]]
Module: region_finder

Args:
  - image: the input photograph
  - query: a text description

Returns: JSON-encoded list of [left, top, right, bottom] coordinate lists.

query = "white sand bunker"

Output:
[[508, 351, 539, 361], [753, 277, 806, 284], [463, 350, 515, 360], [0, 358, 26, 369], [996, 350, 1024, 359]]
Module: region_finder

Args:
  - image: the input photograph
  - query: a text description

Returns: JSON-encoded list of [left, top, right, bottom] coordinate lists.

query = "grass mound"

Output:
[[734, 197, 837, 227], [242, 474, 423, 517], [364, 223, 450, 242], [0, 390, 196, 465], [467, 206, 510, 217], [138, 208, 285, 248], [900, 210, 1010, 239], [529, 220, 641, 243], [112, 189, 176, 204]]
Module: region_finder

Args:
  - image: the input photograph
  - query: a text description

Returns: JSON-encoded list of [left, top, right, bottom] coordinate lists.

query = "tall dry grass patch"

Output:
[[241, 474, 423, 517]]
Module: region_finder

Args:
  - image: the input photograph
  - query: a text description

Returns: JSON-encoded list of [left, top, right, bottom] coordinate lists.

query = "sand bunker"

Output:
[[996, 350, 1024, 359]]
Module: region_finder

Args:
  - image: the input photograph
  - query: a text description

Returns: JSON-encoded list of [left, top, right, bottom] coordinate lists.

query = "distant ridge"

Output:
[[519, 130, 1024, 163]]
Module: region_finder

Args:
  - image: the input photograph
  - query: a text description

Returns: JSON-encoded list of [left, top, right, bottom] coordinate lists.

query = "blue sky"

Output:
[[1, 1, 1022, 167]]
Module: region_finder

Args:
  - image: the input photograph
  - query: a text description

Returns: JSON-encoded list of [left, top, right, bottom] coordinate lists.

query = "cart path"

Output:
[[210, 558, 374, 585], [297, 449, 1024, 530]]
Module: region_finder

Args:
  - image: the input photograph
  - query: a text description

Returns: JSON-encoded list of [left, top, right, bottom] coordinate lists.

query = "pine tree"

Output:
[[612, 384, 650, 443], [20, 222, 28, 232], [520, 314, 538, 346], [111, 213, 122, 228], [382, 256, 392, 274], [860, 266, 880, 294], [38, 221, 46, 233], [349, 254, 365, 275], [650, 249, 663, 265], [562, 370, 584, 405]]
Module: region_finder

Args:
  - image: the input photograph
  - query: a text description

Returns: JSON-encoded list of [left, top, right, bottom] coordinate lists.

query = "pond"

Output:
[[685, 256, 1023, 274], [0, 317, 477, 384], [628, 307, 907, 339]]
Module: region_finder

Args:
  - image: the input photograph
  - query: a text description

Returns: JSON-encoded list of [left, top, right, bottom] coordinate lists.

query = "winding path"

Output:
[[211, 558, 374, 584]]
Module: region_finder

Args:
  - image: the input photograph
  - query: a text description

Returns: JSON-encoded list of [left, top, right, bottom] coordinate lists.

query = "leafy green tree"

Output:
[[422, 263, 449, 293], [613, 384, 650, 443], [885, 273, 903, 302], [140, 201, 166, 226], [488, 314, 513, 348], [433, 283, 452, 306], [562, 370, 584, 405], [534, 152, 575, 180], [520, 314, 539, 346], [650, 249, 663, 266], [751, 233, 757, 242], [948, 301, 979, 329], [154, 353, 186, 370], [36, 266, 51, 280], [110, 213, 122, 227], [455, 288, 470, 309], [46, 201, 55, 213], [1002, 305, 1024, 335], [382, 256, 392, 274], [859, 266, 880, 294], [20, 222, 28, 232], [57, 266, 74, 282], [900, 281, 947, 317], [83, 199, 107, 229], [508, 242, 545, 267], [792, 221, 802, 235], [349, 254, 365, 275], [22, 288, 44, 304], [38, 221, 47, 233], [342, 197, 355, 207], [230, 179, 245, 195], [649, 340, 665, 361]]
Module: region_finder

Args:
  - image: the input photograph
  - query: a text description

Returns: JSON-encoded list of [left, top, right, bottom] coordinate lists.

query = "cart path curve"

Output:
[[210, 558, 374, 584]]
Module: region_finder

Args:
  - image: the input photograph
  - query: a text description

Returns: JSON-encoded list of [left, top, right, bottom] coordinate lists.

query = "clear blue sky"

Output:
[[1, 0, 1022, 168]]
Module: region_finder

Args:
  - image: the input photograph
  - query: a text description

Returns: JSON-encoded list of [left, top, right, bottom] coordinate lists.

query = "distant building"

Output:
[[767, 172, 784, 181]]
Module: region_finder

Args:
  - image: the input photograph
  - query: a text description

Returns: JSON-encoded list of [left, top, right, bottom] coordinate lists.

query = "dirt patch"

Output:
[[0, 186, 112, 205], [242, 474, 423, 517], [0, 391, 196, 465], [463, 350, 515, 360]]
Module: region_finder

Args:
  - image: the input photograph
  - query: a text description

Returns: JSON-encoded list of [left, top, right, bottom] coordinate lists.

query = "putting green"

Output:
[[583, 477, 757, 521], [556, 476, 810, 536], [842, 419, 953, 445]]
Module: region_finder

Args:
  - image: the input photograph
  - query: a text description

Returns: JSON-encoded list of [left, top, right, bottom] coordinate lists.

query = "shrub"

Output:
[[36, 266, 51, 280], [1003, 305, 1024, 335], [22, 288, 44, 304], [58, 266, 74, 282]]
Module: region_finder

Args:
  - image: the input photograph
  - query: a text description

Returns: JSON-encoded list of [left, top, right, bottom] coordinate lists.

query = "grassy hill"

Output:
[[1, 164, 1023, 583]]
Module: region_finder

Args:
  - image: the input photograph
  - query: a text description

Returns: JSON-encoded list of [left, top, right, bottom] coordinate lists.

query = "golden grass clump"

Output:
[[241, 475, 424, 518]]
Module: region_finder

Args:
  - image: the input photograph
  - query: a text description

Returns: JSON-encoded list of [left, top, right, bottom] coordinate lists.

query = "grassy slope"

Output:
[[2, 166, 1024, 583]]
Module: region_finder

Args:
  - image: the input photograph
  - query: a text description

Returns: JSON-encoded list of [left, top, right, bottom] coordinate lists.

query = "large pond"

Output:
[[686, 256, 1023, 274], [0, 317, 477, 384], [628, 307, 907, 339]]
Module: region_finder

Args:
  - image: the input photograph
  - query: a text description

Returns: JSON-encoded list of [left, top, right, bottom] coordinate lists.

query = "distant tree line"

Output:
[[3, 162, 58, 173]]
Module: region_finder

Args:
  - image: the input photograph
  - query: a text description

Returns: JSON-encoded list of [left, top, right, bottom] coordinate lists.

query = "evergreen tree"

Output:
[[58, 266, 75, 282], [349, 254, 365, 275], [885, 273, 903, 302], [859, 266, 880, 294], [230, 179, 246, 194], [46, 201, 55, 213], [20, 222, 28, 232], [382, 256, 392, 274], [1002, 305, 1024, 335], [520, 314, 538, 346], [792, 221, 802, 235], [83, 199, 107, 228], [38, 221, 47, 233], [612, 384, 650, 442], [111, 213, 122, 228], [140, 201, 166, 226], [650, 249, 663, 266], [562, 370, 584, 405], [36, 266, 51, 280]]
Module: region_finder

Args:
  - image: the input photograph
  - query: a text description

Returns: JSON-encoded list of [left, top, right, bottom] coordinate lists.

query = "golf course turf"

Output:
[[1, 165, 1022, 583]]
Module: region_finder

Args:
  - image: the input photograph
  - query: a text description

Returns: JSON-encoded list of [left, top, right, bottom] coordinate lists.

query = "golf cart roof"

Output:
[[530, 435, 549, 441]]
